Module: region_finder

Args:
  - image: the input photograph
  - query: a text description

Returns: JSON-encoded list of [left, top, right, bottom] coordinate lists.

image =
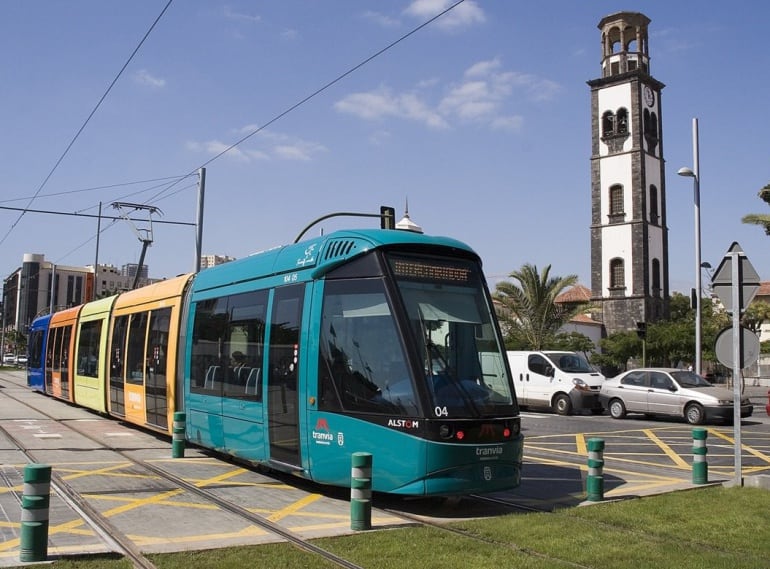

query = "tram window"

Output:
[[60, 326, 72, 398], [126, 313, 148, 385], [191, 297, 228, 393], [109, 315, 128, 415], [28, 329, 43, 369], [191, 290, 267, 400], [269, 286, 303, 391], [148, 309, 170, 378], [223, 290, 267, 400], [319, 279, 415, 415], [147, 308, 171, 429], [77, 320, 102, 377]]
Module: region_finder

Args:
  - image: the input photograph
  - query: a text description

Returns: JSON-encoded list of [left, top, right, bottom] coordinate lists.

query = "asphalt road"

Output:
[[503, 401, 770, 508]]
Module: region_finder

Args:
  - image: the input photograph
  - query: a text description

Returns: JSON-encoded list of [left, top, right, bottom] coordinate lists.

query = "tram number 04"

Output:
[[434, 406, 448, 417]]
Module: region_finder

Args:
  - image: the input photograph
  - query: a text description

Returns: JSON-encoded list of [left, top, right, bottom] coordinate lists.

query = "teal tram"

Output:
[[28, 227, 523, 496]]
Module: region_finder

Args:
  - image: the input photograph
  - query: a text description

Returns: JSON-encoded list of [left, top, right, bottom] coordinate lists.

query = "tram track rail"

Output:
[[3, 369, 563, 569], [0, 422, 159, 569], [0, 373, 365, 569]]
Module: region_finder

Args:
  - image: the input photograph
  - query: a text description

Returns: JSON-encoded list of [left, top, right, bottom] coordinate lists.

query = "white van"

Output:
[[507, 351, 605, 415]]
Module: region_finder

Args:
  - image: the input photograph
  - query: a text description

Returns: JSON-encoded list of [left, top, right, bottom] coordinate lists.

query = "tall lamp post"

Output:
[[678, 117, 701, 375]]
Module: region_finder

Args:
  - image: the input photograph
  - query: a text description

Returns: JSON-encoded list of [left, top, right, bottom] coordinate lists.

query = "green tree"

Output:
[[493, 264, 583, 350], [550, 331, 595, 354], [591, 331, 640, 375], [742, 300, 770, 333]]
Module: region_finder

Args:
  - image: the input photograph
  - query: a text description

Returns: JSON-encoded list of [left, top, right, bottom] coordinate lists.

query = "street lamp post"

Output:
[[678, 117, 701, 375]]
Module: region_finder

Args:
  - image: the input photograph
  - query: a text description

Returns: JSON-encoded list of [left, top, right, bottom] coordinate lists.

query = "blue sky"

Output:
[[3, 1, 770, 296]]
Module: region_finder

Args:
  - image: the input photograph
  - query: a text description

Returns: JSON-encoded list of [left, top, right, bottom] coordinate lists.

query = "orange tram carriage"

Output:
[[27, 227, 523, 495]]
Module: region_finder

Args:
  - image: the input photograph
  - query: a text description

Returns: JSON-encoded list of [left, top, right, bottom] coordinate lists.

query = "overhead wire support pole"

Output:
[[93, 202, 102, 301], [195, 168, 206, 273]]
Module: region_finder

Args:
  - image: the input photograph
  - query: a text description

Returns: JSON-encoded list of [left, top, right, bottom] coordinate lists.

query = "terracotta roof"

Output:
[[570, 313, 602, 326], [756, 281, 770, 297], [556, 284, 591, 304]]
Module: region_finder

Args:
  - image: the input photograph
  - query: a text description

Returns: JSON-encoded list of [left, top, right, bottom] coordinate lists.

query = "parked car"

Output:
[[15, 354, 27, 366], [2, 353, 15, 365], [507, 351, 605, 415], [600, 368, 753, 425]]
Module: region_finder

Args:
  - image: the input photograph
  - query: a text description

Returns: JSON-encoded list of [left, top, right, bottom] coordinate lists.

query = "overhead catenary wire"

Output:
[[0, 0, 175, 248], [2, 0, 467, 261], [0, 175, 188, 206], [142, 0, 469, 205]]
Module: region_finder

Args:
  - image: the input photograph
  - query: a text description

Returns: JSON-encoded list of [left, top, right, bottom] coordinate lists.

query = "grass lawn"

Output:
[[10, 485, 770, 569]]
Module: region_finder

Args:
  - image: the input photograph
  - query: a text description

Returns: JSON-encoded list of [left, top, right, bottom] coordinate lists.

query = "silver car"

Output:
[[599, 368, 753, 425]]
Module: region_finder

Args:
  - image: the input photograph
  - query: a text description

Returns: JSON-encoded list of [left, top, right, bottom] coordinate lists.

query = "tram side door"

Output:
[[266, 284, 304, 468]]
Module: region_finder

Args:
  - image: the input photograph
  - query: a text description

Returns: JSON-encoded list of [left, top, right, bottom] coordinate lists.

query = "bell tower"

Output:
[[588, 12, 669, 335]]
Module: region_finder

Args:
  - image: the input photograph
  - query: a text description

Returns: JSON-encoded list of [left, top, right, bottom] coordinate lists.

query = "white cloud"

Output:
[[334, 58, 560, 134], [223, 7, 261, 23], [186, 140, 255, 162], [491, 115, 524, 132], [187, 129, 325, 162], [404, 0, 485, 31], [362, 11, 400, 28], [335, 87, 449, 129], [134, 69, 165, 88]]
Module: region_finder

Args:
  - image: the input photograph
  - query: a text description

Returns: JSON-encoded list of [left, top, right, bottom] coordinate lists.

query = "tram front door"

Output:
[[266, 285, 304, 468]]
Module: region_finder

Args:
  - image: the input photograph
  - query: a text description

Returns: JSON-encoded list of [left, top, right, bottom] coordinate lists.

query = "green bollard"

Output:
[[350, 452, 372, 530], [20, 463, 52, 563], [172, 412, 186, 458], [692, 428, 708, 484], [586, 438, 605, 502]]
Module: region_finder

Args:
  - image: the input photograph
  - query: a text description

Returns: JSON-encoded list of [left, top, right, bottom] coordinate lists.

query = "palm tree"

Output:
[[493, 263, 584, 350], [742, 182, 770, 234]]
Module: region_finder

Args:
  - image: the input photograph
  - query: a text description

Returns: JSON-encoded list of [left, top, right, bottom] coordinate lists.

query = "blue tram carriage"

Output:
[[27, 314, 51, 392], [183, 228, 523, 496]]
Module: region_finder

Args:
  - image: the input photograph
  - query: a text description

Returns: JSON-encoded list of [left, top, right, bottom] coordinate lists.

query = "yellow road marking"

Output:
[[267, 493, 321, 522], [708, 428, 770, 463], [643, 429, 690, 468], [575, 433, 587, 455], [191, 466, 250, 488]]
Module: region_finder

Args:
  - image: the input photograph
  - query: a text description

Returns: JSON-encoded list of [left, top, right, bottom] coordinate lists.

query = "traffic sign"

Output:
[[711, 242, 760, 313], [714, 326, 760, 369]]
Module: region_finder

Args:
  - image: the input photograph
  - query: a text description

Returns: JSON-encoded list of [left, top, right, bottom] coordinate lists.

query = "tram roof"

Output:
[[191, 228, 478, 293]]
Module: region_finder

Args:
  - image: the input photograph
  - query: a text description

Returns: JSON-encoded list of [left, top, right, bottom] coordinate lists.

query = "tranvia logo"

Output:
[[476, 446, 503, 457], [312, 418, 334, 445]]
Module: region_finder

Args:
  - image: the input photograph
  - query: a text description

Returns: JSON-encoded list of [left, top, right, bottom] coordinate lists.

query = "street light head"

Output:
[[677, 167, 696, 178], [700, 261, 712, 269]]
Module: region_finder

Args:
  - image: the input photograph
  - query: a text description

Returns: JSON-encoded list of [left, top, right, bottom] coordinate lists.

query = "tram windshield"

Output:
[[389, 254, 515, 418], [317, 252, 515, 419]]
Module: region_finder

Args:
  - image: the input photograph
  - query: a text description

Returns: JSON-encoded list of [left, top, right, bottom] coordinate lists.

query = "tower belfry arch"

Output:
[[588, 12, 670, 335]]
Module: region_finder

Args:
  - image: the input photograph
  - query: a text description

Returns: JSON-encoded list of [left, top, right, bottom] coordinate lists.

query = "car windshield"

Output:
[[671, 370, 712, 388], [551, 353, 594, 373]]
